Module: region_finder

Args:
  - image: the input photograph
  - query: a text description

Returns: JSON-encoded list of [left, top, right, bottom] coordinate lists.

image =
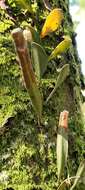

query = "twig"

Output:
[[57, 176, 80, 190], [43, 0, 51, 11]]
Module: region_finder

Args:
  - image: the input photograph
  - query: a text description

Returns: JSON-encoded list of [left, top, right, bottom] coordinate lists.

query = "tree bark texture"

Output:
[[0, 0, 85, 190]]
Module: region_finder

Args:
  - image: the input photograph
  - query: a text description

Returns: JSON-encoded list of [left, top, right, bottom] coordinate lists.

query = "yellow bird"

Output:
[[40, 8, 64, 38], [48, 36, 72, 60]]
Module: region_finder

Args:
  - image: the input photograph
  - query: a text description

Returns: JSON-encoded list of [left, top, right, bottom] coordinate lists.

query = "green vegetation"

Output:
[[0, 0, 85, 190]]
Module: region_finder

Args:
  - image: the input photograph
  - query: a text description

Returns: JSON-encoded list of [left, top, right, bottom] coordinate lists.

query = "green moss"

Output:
[[0, 0, 85, 189]]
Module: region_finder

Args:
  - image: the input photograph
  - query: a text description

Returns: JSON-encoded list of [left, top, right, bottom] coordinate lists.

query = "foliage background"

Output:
[[0, 0, 85, 189]]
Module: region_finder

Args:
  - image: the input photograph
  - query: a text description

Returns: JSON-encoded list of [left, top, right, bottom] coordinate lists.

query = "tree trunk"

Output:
[[0, 0, 85, 190]]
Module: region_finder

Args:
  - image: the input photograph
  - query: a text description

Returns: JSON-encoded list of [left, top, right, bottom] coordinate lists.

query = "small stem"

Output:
[[46, 86, 56, 103], [57, 176, 80, 190], [43, 0, 51, 10]]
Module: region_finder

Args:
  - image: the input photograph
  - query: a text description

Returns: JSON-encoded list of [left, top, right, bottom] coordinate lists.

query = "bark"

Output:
[[0, 0, 85, 190]]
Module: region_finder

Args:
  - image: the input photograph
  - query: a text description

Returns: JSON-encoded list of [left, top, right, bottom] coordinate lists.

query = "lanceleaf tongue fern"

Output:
[[56, 110, 69, 181], [31, 42, 48, 81], [11, 28, 42, 124]]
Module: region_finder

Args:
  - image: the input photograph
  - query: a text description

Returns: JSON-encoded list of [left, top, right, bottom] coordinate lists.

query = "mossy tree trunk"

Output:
[[0, 0, 85, 190]]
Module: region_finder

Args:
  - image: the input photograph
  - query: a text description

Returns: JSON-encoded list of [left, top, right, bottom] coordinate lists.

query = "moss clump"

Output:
[[0, 0, 85, 190]]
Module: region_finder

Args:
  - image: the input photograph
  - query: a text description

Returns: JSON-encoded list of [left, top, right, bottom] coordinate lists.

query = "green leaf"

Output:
[[27, 26, 41, 44], [12, 28, 42, 122], [56, 111, 68, 180], [31, 42, 48, 80], [57, 128, 68, 180], [48, 36, 72, 61], [28, 82, 43, 122], [70, 160, 85, 190], [15, 0, 33, 14], [46, 64, 70, 103]]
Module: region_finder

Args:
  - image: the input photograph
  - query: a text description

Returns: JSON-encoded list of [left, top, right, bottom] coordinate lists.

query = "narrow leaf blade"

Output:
[[31, 42, 48, 80], [70, 160, 85, 190], [27, 26, 41, 44], [46, 64, 69, 103], [12, 28, 42, 121], [57, 111, 69, 180]]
